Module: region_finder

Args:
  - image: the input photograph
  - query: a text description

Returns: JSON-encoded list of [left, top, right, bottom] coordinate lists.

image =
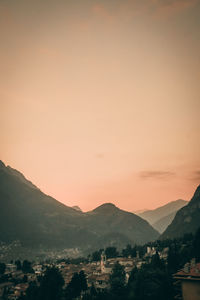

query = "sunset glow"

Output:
[[1, 0, 200, 211]]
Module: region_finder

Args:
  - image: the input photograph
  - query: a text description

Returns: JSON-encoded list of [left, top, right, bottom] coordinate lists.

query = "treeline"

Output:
[[89, 226, 200, 266], [17, 267, 88, 300], [0, 260, 34, 285]]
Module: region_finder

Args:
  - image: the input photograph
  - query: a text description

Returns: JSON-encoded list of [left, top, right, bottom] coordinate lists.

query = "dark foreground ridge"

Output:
[[161, 185, 200, 239]]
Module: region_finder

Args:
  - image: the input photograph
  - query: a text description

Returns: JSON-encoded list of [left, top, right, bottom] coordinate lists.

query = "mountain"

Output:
[[0, 160, 87, 249], [0, 160, 159, 254], [85, 203, 158, 247], [152, 212, 177, 234], [161, 185, 200, 239], [136, 200, 188, 233]]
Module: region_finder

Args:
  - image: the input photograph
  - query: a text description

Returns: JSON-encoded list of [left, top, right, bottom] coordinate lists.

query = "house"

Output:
[[33, 264, 43, 276], [173, 259, 200, 300]]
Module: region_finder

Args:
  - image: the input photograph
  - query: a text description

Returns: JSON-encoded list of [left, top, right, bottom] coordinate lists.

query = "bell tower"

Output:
[[100, 251, 106, 273]]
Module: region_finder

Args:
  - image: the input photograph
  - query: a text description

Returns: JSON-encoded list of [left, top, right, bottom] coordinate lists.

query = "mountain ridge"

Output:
[[161, 185, 200, 239], [0, 160, 159, 254], [136, 199, 188, 233]]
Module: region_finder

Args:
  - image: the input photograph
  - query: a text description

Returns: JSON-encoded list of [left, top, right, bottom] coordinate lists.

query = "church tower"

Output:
[[100, 251, 107, 273]]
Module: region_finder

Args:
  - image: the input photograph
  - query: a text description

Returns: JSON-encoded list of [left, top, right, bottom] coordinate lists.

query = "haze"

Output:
[[1, 0, 200, 211]]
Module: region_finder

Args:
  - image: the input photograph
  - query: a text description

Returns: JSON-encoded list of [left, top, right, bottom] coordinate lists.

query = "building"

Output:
[[174, 260, 200, 300], [100, 252, 112, 274]]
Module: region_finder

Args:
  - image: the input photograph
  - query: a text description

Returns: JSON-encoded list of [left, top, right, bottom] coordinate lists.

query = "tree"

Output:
[[24, 281, 39, 300], [22, 260, 33, 274], [151, 251, 165, 270], [167, 245, 180, 273], [109, 262, 126, 298], [22, 275, 28, 283], [105, 247, 118, 259], [65, 272, 81, 299], [127, 267, 138, 288], [39, 266, 64, 300], [90, 284, 97, 298], [2, 286, 9, 300], [65, 270, 88, 299], [15, 260, 22, 270], [122, 244, 132, 257], [0, 262, 6, 275], [92, 251, 101, 262], [130, 246, 137, 258], [128, 264, 173, 300], [193, 227, 200, 262], [79, 270, 88, 292]]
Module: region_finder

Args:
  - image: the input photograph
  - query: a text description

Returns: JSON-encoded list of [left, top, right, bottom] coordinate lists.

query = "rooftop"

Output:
[[174, 261, 200, 281]]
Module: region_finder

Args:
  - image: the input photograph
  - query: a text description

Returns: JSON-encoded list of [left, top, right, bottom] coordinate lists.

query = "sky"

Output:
[[1, 0, 200, 212]]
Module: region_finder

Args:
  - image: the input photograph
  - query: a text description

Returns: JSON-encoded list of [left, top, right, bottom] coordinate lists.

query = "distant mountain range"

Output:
[[161, 185, 200, 239], [0, 160, 159, 253], [136, 199, 188, 233]]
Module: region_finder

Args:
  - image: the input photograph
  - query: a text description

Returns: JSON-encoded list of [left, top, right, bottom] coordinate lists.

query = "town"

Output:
[[0, 230, 200, 300]]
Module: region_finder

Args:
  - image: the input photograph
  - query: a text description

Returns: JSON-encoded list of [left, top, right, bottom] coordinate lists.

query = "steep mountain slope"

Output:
[[0, 161, 158, 251], [152, 211, 177, 234], [0, 161, 92, 249], [161, 185, 200, 239], [137, 200, 188, 228]]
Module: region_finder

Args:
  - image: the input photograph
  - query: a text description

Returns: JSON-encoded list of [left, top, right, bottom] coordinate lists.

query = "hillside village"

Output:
[[0, 246, 169, 300], [0, 162, 200, 300]]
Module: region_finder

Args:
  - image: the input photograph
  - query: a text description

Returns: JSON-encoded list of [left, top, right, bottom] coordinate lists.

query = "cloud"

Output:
[[91, 0, 199, 22], [153, 0, 199, 18], [96, 153, 104, 159], [139, 170, 175, 180], [92, 3, 115, 23]]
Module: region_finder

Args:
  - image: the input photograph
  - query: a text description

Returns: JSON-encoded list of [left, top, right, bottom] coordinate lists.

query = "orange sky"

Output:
[[1, 0, 200, 211]]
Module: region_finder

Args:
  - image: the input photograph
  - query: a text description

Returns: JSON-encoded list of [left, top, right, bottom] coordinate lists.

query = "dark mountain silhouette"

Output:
[[136, 199, 188, 233], [161, 185, 200, 239], [0, 160, 86, 249], [0, 161, 158, 252]]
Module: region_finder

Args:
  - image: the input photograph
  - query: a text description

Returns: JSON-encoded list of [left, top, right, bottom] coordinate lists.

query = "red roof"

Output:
[[174, 262, 200, 280]]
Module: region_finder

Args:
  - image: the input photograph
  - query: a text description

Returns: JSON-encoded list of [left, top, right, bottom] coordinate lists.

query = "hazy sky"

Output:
[[1, 0, 200, 211]]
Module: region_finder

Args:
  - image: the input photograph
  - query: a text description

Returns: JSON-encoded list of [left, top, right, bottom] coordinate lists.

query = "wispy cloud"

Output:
[[96, 153, 104, 159], [91, 0, 199, 22], [139, 170, 175, 180], [92, 3, 115, 23], [153, 0, 199, 18]]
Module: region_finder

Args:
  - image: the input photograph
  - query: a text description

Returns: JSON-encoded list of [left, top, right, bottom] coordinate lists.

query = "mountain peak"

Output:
[[0, 161, 159, 254], [92, 203, 118, 213]]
